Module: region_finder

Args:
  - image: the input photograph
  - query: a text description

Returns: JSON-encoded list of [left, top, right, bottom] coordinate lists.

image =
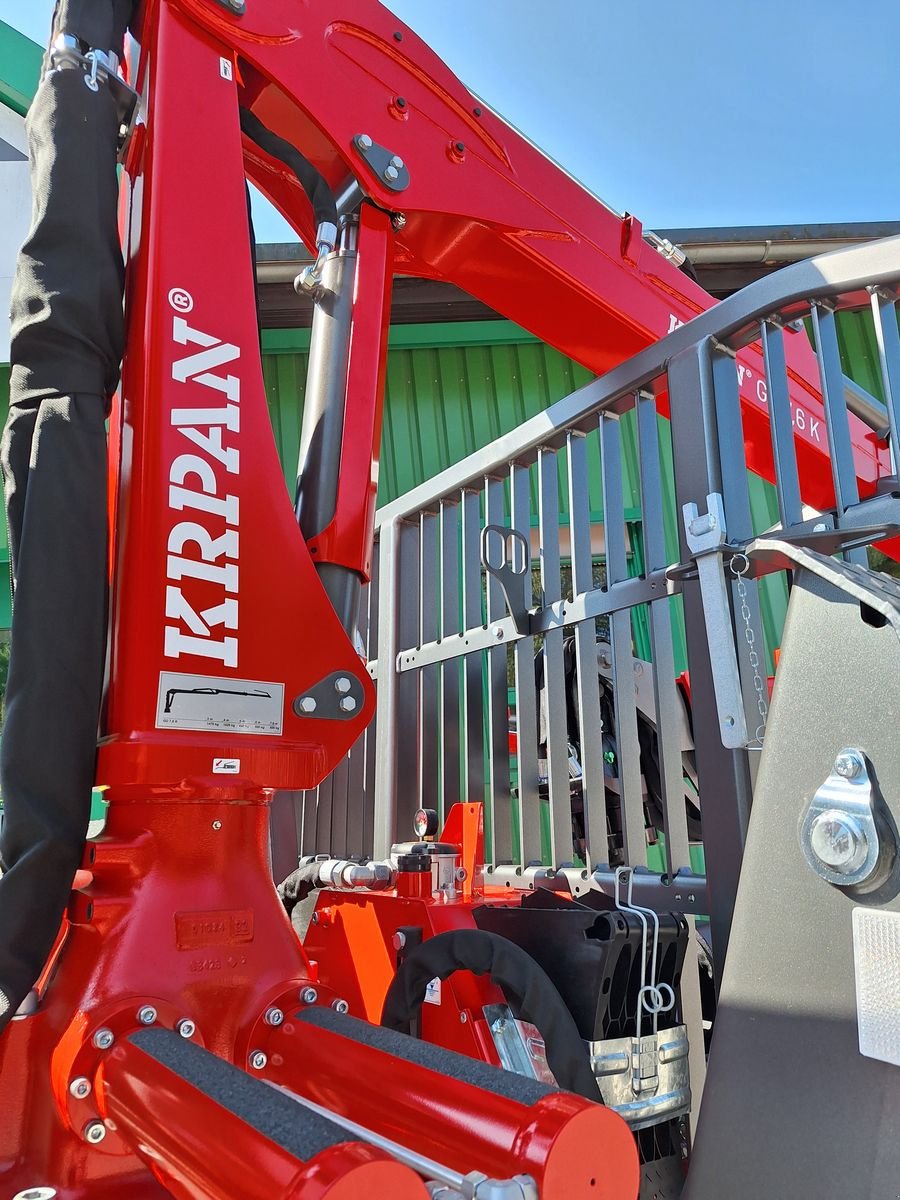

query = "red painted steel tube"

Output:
[[267, 1017, 639, 1200], [98, 1036, 429, 1200]]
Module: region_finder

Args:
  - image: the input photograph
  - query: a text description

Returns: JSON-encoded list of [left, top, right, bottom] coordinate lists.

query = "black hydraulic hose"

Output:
[[381, 928, 603, 1103], [239, 107, 337, 231]]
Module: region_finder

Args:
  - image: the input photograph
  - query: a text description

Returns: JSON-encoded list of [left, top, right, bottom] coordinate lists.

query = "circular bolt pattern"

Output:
[[332, 999, 350, 1014], [176, 1019, 196, 1039], [69, 1076, 92, 1100], [834, 752, 864, 780], [357, 133, 373, 150], [249, 1050, 268, 1070], [84, 1121, 107, 1145], [809, 810, 868, 873], [92, 1028, 114, 1051], [137, 1005, 157, 1026], [339, 696, 358, 713], [298, 696, 317, 714], [335, 677, 352, 694], [264, 1007, 285, 1027], [300, 987, 318, 1005]]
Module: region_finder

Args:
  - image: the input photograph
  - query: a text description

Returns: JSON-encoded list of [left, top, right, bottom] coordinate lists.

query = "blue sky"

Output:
[[3, 0, 898, 242]]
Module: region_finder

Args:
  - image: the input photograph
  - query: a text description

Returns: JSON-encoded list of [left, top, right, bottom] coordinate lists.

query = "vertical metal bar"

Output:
[[461, 488, 486, 805], [871, 291, 900, 474], [394, 520, 422, 840], [419, 512, 440, 813], [811, 302, 866, 564], [300, 787, 318, 855], [372, 517, 401, 858], [538, 448, 574, 866], [486, 476, 513, 863], [511, 462, 541, 866], [345, 577, 371, 858], [362, 541, 380, 858], [711, 347, 768, 755], [439, 500, 462, 819], [600, 410, 646, 866], [329, 755, 350, 858], [760, 321, 804, 529], [316, 773, 334, 855], [566, 431, 606, 868], [668, 340, 754, 972]]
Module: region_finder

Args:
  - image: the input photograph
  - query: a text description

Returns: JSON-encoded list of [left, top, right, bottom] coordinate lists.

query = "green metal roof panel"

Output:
[[0, 21, 42, 118]]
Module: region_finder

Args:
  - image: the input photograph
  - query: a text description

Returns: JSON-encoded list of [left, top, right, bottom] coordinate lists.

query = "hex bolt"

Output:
[[809, 810, 868, 874], [492, 1018, 507, 1034], [83, 1121, 107, 1145], [391, 212, 408, 231], [298, 696, 317, 714], [300, 987, 318, 1005], [834, 751, 864, 780], [264, 1007, 285, 1027], [334, 677, 352, 694], [392, 930, 407, 951], [332, 999, 350, 1014], [356, 133, 373, 151], [249, 1050, 268, 1070], [137, 1005, 157, 1026], [455, 866, 468, 883], [176, 1019, 196, 1039], [69, 1076, 92, 1100], [92, 1028, 114, 1051], [211, 820, 223, 831], [339, 696, 358, 713], [390, 155, 404, 169], [384, 164, 400, 182]]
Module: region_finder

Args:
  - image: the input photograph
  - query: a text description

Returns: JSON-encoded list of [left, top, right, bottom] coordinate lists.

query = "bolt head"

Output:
[[92, 1028, 114, 1050], [137, 1006, 157, 1026], [176, 1019, 196, 1039], [332, 999, 349, 1014], [809, 810, 868, 873], [391, 212, 407, 231], [212, 820, 223, 831], [392, 930, 407, 951], [249, 1050, 267, 1070], [390, 155, 404, 169], [834, 751, 864, 779], [300, 987, 318, 1005], [69, 1076, 92, 1100], [356, 133, 373, 151], [384, 164, 400, 182], [84, 1121, 107, 1145], [492, 1018, 507, 1034], [339, 696, 358, 713], [298, 696, 317, 714], [335, 676, 352, 694], [264, 1007, 285, 1027]]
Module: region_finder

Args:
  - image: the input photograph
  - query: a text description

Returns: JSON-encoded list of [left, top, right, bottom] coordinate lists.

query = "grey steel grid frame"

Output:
[[296, 235, 900, 1107]]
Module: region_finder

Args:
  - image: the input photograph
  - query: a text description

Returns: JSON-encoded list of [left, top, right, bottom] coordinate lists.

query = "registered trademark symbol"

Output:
[[168, 287, 194, 313]]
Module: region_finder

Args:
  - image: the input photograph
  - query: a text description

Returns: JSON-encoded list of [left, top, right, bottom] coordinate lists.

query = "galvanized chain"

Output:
[[730, 552, 768, 747]]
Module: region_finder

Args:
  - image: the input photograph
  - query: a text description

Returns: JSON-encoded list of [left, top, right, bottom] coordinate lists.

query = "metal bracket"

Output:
[[483, 1003, 556, 1087], [292, 671, 365, 721], [800, 748, 895, 890], [481, 525, 532, 635], [353, 133, 410, 192], [48, 36, 141, 158], [682, 493, 749, 748]]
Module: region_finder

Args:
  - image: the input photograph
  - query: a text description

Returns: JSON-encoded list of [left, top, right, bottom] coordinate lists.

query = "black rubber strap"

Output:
[[239, 107, 337, 230], [380, 928, 603, 1102]]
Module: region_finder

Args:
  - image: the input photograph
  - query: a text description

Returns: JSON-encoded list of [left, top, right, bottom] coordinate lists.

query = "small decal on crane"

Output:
[[220, 58, 233, 81], [213, 758, 241, 774]]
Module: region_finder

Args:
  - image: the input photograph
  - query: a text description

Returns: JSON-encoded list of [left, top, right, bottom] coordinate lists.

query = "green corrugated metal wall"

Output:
[[262, 321, 788, 670]]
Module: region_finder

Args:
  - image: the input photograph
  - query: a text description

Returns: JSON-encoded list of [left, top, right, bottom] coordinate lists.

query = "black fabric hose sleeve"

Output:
[[239, 107, 337, 231], [380, 928, 603, 1103], [50, 0, 138, 56]]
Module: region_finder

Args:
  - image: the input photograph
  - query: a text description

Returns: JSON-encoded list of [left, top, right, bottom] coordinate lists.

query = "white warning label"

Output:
[[156, 671, 284, 736], [424, 977, 441, 1006]]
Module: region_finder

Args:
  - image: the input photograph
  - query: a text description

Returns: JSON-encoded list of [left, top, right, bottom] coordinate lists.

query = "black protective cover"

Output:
[[0, 1, 134, 1032]]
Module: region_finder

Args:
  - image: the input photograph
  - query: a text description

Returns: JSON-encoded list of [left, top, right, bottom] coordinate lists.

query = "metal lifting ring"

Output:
[[729, 551, 750, 577]]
